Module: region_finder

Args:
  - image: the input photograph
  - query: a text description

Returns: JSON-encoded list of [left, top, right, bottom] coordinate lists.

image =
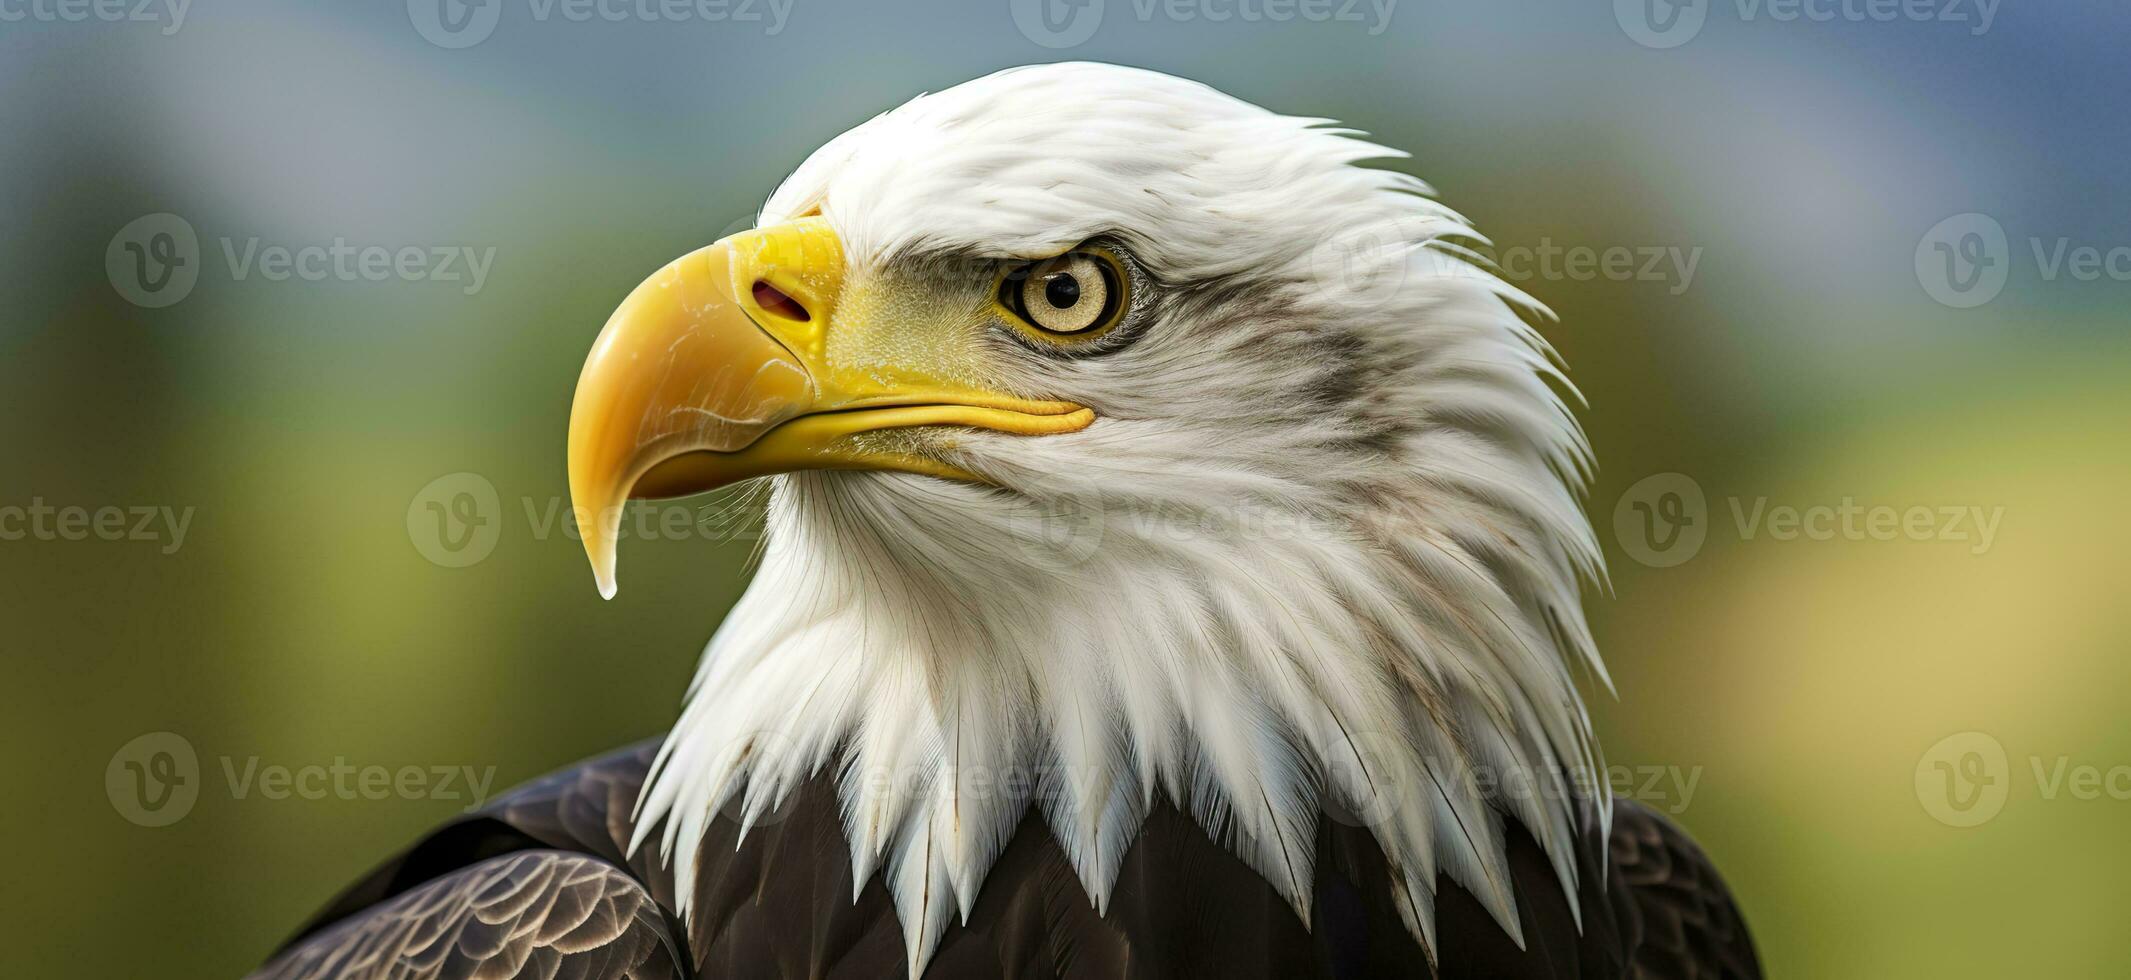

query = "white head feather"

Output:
[[628, 62, 1610, 978]]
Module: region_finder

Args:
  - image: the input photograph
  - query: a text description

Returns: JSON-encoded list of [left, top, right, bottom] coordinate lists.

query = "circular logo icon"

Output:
[[1915, 731, 2008, 828], [107, 213, 200, 309], [1308, 214, 1446, 313], [107, 731, 201, 827], [1615, 0, 1706, 49], [408, 472, 503, 568], [1011, 0, 1103, 49], [1613, 472, 1708, 568], [708, 728, 803, 829], [408, 0, 501, 49], [1006, 491, 1108, 570], [1320, 727, 1409, 830], [1916, 213, 2009, 309]]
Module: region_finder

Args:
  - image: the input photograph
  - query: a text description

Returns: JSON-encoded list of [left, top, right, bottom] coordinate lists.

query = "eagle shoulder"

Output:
[[258, 741, 1758, 980]]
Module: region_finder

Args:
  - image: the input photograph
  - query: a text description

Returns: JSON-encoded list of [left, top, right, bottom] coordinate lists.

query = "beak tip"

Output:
[[583, 528, 620, 600]]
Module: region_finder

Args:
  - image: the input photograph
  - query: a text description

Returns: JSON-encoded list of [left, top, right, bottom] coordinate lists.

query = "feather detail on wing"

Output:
[[250, 851, 681, 980]]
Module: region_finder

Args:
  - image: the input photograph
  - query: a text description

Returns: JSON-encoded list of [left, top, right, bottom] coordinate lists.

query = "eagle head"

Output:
[[567, 62, 1606, 977]]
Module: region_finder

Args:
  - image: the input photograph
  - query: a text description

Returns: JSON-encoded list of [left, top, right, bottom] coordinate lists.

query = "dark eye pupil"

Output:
[[1044, 274, 1081, 309]]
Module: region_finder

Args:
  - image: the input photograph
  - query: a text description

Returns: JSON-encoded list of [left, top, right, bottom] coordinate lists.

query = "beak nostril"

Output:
[[751, 280, 810, 322]]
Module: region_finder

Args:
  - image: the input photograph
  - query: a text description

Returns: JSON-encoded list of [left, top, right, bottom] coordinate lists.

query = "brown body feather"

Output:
[[257, 739, 1758, 979]]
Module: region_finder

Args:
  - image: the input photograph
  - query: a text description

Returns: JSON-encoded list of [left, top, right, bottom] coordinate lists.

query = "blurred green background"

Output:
[[4, 2, 2127, 977]]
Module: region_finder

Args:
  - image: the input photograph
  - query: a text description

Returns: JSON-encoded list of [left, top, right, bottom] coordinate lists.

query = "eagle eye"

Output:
[[999, 249, 1126, 340]]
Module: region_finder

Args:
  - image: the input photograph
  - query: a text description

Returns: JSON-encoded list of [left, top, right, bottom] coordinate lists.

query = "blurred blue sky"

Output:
[[7, 1, 2127, 380]]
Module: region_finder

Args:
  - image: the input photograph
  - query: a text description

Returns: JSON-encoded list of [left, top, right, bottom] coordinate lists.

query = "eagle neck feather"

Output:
[[634, 450, 1606, 977]]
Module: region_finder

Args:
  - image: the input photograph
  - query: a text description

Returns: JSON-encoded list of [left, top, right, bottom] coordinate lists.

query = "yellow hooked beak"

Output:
[[567, 217, 1094, 598]]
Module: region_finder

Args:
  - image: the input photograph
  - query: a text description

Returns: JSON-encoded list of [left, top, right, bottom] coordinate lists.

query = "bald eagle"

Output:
[[253, 63, 1758, 979]]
